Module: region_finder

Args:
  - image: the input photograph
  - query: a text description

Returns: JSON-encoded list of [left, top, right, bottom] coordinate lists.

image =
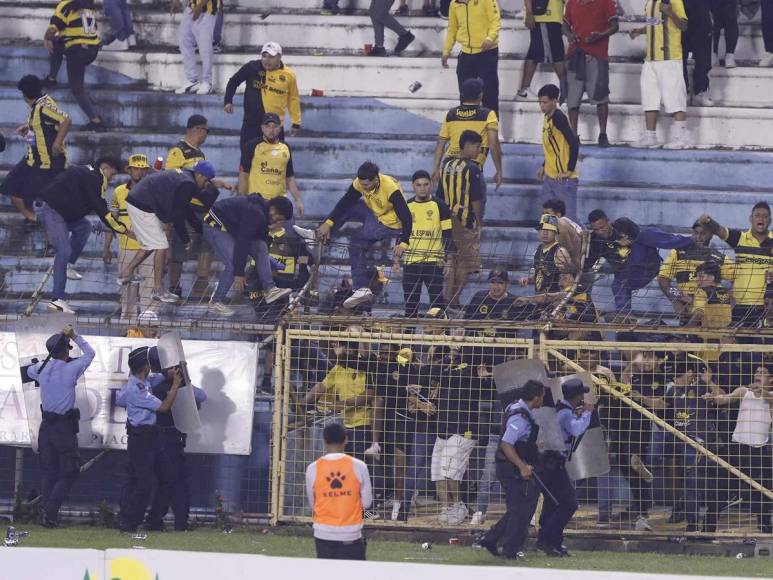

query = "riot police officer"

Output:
[[27, 324, 95, 527], [116, 346, 182, 532], [536, 378, 594, 557], [145, 346, 207, 531], [476, 380, 545, 560]]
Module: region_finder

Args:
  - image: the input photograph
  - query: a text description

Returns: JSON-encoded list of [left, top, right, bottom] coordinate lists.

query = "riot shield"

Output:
[[15, 314, 94, 451], [533, 377, 566, 453], [560, 373, 610, 480], [493, 358, 548, 398], [157, 332, 201, 433]]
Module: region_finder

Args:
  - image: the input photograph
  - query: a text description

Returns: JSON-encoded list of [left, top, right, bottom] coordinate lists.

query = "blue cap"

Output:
[[192, 160, 216, 180]]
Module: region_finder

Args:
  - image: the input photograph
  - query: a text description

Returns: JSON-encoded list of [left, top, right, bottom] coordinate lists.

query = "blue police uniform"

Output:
[[146, 377, 207, 531], [28, 334, 95, 526], [116, 372, 167, 532], [536, 399, 592, 554], [479, 400, 540, 559]]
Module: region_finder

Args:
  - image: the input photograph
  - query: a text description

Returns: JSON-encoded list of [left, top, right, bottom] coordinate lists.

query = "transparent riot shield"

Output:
[[560, 373, 610, 480], [157, 332, 201, 433]]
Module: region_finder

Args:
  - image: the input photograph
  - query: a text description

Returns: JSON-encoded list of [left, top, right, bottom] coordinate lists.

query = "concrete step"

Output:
[[3, 5, 770, 63], [5, 43, 773, 109], [4, 129, 773, 197]]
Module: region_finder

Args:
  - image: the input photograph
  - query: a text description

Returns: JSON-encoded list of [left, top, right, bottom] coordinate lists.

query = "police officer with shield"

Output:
[[145, 346, 207, 531], [476, 380, 545, 560], [116, 347, 183, 532], [536, 378, 594, 557], [27, 324, 95, 527]]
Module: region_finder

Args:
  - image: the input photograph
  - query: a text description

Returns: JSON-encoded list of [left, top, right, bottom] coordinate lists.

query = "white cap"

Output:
[[261, 41, 282, 56], [137, 310, 159, 325]]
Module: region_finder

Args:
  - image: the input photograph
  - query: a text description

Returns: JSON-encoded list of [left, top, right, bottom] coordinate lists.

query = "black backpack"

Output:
[[532, 0, 550, 16]]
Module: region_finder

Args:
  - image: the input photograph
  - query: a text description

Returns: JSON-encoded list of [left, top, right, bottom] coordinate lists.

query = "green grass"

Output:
[[11, 525, 772, 577]]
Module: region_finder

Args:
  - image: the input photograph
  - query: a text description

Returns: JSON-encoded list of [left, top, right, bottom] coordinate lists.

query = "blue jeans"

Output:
[[404, 431, 432, 502], [204, 225, 273, 303], [596, 467, 630, 521], [476, 435, 501, 512], [651, 429, 701, 523], [104, 0, 134, 41], [36, 205, 90, 300], [539, 177, 578, 221], [335, 200, 403, 289], [214, 1, 224, 45]]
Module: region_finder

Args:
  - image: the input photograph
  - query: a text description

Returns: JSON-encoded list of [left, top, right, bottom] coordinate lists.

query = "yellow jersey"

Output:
[[187, 0, 220, 15], [49, 0, 99, 49], [321, 365, 371, 429], [543, 109, 579, 179], [240, 138, 294, 199], [405, 197, 453, 265], [439, 104, 499, 167], [658, 247, 734, 299], [166, 139, 204, 170], [645, 0, 687, 61], [723, 228, 773, 306], [444, 0, 501, 56], [26, 94, 68, 170], [110, 182, 141, 251], [531, 0, 564, 24]]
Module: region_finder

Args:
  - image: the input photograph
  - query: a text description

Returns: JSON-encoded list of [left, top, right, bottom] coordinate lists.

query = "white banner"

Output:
[[0, 333, 259, 455]]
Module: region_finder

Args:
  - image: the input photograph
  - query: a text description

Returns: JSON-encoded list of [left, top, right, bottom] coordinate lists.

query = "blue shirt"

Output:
[[557, 399, 592, 455], [501, 400, 534, 445], [116, 374, 166, 427], [27, 336, 95, 414]]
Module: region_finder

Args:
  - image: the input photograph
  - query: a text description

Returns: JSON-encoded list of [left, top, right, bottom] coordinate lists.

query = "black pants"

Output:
[[240, 119, 285, 155], [710, 0, 739, 54], [402, 263, 445, 317], [38, 416, 80, 523], [682, 0, 713, 95], [484, 474, 539, 557], [65, 45, 100, 120], [614, 442, 652, 515], [732, 305, 766, 329], [119, 425, 159, 531], [49, 37, 65, 79], [729, 443, 773, 527], [457, 48, 499, 116], [763, 0, 773, 52], [146, 431, 190, 531], [537, 462, 578, 549], [315, 537, 367, 560]]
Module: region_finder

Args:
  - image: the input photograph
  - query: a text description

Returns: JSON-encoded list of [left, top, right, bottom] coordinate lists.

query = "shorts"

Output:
[[526, 22, 565, 64], [126, 202, 169, 250], [0, 159, 63, 202], [640, 59, 687, 114], [431, 434, 476, 482], [450, 218, 481, 271], [566, 53, 610, 109]]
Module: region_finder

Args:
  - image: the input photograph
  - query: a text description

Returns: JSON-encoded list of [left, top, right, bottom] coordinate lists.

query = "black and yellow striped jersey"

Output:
[[645, 0, 687, 61], [723, 228, 773, 306], [49, 0, 100, 49], [561, 288, 599, 324], [404, 197, 453, 265], [542, 109, 579, 179], [26, 94, 68, 170], [110, 181, 142, 251], [439, 104, 499, 167], [240, 138, 294, 199], [658, 246, 733, 297], [534, 242, 562, 293], [187, 0, 221, 15], [268, 227, 313, 288], [692, 286, 732, 329], [166, 139, 204, 170], [437, 157, 482, 230]]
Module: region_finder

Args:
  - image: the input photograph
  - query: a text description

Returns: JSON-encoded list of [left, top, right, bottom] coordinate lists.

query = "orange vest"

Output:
[[312, 455, 363, 527]]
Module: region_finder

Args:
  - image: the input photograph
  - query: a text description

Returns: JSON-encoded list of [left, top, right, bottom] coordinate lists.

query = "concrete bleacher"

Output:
[[0, 0, 771, 320]]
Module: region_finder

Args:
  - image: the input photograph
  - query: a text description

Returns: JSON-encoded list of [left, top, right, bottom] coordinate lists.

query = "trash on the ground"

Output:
[[409, 81, 422, 93], [736, 553, 744, 559], [260, 528, 270, 535], [132, 546, 147, 550], [131, 533, 147, 541], [421, 542, 432, 550], [448, 537, 459, 545], [222, 526, 233, 534], [669, 536, 686, 544], [260, 11, 271, 19], [311, 89, 325, 97]]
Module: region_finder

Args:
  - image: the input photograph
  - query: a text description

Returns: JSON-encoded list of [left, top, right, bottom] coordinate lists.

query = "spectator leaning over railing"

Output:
[[629, 0, 691, 149]]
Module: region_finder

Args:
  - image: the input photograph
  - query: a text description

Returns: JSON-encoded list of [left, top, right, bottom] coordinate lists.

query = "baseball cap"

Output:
[[537, 213, 559, 232], [262, 112, 281, 126], [562, 378, 590, 399], [128, 346, 150, 372], [192, 160, 216, 180], [262, 41, 282, 56], [460, 77, 484, 100], [488, 268, 509, 282], [45, 333, 70, 356], [127, 154, 150, 169]]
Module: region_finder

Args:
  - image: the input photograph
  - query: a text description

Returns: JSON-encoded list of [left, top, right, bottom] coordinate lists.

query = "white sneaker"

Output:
[[515, 88, 534, 101], [175, 81, 199, 94], [724, 53, 736, 68], [471, 511, 486, 525], [632, 133, 661, 149], [195, 82, 213, 95], [47, 299, 75, 314], [292, 225, 318, 251], [711, 52, 719, 67], [66, 265, 83, 280], [446, 502, 468, 525], [128, 34, 137, 47], [391, 500, 402, 521], [364, 510, 381, 521], [152, 290, 180, 304], [208, 301, 235, 317], [102, 39, 129, 51], [117, 273, 143, 285], [264, 286, 292, 304], [364, 442, 381, 460], [692, 91, 715, 107], [343, 287, 373, 309], [759, 53, 773, 67], [635, 516, 653, 531], [663, 132, 692, 150]]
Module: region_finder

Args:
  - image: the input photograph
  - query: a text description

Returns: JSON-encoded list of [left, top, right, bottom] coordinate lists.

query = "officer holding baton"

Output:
[[27, 324, 95, 527]]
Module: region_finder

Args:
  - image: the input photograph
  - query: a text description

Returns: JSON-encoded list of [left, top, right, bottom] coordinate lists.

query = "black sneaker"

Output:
[[598, 132, 610, 147], [320, 4, 340, 14], [394, 32, 415, 54], [702, 513, 717, 533], [368, 46, 387, 56], [396, 4, 408, 14], [169, 286, 183, 300], [536, 541, 566, 557], [473, 535, 500, 558], [41, 76, 58, 89], [83, 121, 107, 133]]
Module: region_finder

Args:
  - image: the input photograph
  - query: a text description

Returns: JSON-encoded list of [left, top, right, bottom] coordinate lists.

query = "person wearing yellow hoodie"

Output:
[[442, 0, 502, 115]]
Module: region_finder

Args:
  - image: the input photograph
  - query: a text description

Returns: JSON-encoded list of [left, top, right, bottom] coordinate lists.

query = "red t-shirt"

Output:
[[565, 0, 618, 61]]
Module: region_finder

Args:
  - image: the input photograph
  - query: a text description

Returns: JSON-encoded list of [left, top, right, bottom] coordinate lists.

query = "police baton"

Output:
[[531, 470, 559, 506]]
